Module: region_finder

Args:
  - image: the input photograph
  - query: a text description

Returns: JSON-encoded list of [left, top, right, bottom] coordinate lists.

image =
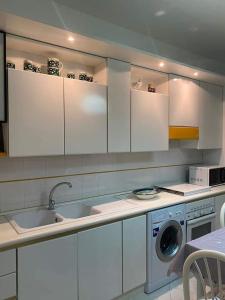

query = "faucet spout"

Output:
[[48, 182, 72, 210]]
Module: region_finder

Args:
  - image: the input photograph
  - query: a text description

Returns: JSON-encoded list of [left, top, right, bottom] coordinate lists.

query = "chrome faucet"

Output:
[[48, 182, 72, 210]]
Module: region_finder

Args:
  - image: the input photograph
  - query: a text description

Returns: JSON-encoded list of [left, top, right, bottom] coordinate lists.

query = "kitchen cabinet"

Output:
[[8, 69, 64, 157], [169, 74, 200, 127], [131, 89, 169, 152], [64, 78, 107, 154], [123, 215, 146, 293], [107, 59, 131, 152], [0, 250, 16, 300], [0, 249, 16, 277], [18, 235, 78, 300], [215, 195, 225, 229], [78, 222, 122, 300], [198, 81, 223, 149], [0, 273, 16, 300]]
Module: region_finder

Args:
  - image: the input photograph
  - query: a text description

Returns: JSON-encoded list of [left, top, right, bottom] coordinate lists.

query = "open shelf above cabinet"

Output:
[[6, 35, 107, 86], [131, 66, 168, 95]]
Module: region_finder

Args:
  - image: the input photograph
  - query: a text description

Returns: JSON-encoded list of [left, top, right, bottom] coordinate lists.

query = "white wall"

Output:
[[0, 149, 203, 213]]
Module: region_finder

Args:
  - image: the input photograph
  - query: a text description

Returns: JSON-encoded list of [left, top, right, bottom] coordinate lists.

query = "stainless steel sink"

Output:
[[7, 209, 63, 234]]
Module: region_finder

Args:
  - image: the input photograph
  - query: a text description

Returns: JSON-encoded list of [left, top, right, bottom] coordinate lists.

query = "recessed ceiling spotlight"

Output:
[[194, 72, 198, 76], [155, 10, 166, 17], [173, 78, 178, 81], [68, 36, 75, 42], [159, 62, 165, 67], [189, 26, 199, 32]]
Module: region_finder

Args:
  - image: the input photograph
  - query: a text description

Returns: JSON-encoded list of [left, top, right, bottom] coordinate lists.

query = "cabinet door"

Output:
[[108, 59, 131, 152], [64, 79, 107, 154], [78, 222, 122, 300], [0, 249, 16, 277], [169, 74, 200, 127], [18, 235, 78, 300], [131, 90, 169, 152], [8, 69, 64, 157], [215, 195, 225, 229], [198, 82, 223, 149], [0, 273, 16, 300], [123, 215, 146, 293]]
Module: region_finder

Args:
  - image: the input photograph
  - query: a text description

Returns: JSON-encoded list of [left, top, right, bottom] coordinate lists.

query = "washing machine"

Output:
[[145, 204, 186, 293]]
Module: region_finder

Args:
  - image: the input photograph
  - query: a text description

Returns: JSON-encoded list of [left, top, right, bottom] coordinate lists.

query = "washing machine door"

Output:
[[155, 220, 183, 262]]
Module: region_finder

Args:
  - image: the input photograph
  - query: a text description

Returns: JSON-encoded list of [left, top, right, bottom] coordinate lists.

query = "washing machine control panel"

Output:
[[151, 204, 186, 224]]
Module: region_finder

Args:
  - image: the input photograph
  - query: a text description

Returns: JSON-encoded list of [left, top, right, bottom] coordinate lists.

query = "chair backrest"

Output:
[[220, 203, 225, 228], [183, 250, 225, 300]]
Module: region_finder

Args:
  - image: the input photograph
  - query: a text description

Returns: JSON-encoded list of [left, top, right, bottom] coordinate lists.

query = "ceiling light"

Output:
[[194, 72, 198, 76], [173, 78, 178, 81], [189, 26, 199, 32], [159, 62, 165, 67], [68, 36, 75, 42], [155, 10, 166, 17]]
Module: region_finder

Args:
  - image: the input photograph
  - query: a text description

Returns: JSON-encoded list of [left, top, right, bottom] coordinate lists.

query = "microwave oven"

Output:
[[189, 165, 225, 186]]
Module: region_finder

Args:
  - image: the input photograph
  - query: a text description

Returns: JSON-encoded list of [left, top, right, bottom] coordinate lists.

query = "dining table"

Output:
[[168, 227, 225, 299]]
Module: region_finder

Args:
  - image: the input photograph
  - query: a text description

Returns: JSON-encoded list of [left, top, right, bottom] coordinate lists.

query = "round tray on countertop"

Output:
[[132, 187, 159, 200]]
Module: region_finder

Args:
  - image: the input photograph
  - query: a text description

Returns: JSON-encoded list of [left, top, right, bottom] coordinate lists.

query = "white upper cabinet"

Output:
[[107, 59, 131, 152], [169, 74, 200, 127], [64, 79, 107, 154], [198, 81, 223, 149], [8, 69, 64, 157], [131, 89, 169, 152]]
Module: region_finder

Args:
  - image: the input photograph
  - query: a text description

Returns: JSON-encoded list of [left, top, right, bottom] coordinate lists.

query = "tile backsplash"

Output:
[[0, 149, 203, 213]]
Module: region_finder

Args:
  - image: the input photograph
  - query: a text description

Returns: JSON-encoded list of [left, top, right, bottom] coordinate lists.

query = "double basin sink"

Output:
[[7, 203, 101, 234]]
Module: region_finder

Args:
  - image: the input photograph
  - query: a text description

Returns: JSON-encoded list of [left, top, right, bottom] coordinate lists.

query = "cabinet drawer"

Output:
[[0, 250, 16, 276], [0, 273, 16, 300]]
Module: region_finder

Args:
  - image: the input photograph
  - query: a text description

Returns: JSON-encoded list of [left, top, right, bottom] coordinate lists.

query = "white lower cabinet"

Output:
[[17, 235, 78, 300], [0, 249, 16, 277], [0, 273, 16, 300], [78, 222, 123, 300], [123, 215, 146, 293], [17, 216, 147, 300], [0, 249, 16, 300]]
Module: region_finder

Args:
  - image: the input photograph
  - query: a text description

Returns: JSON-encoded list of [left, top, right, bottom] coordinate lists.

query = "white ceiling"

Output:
[[55, 0, 225, 63]]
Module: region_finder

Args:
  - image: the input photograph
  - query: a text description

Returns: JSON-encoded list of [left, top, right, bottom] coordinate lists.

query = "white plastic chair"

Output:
[[220, 203, 225, 228], [183, 250, 225, 300]]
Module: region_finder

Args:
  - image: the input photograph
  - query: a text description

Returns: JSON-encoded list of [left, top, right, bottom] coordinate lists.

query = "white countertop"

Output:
[[1, 185, 225, 251]]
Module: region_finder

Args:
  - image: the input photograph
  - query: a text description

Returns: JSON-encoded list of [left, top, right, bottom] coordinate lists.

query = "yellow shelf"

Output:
[[169, 126, 199, 140]]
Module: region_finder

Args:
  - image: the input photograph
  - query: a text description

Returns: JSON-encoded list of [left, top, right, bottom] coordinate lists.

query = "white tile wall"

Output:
[[0, 149, 203, 213]]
